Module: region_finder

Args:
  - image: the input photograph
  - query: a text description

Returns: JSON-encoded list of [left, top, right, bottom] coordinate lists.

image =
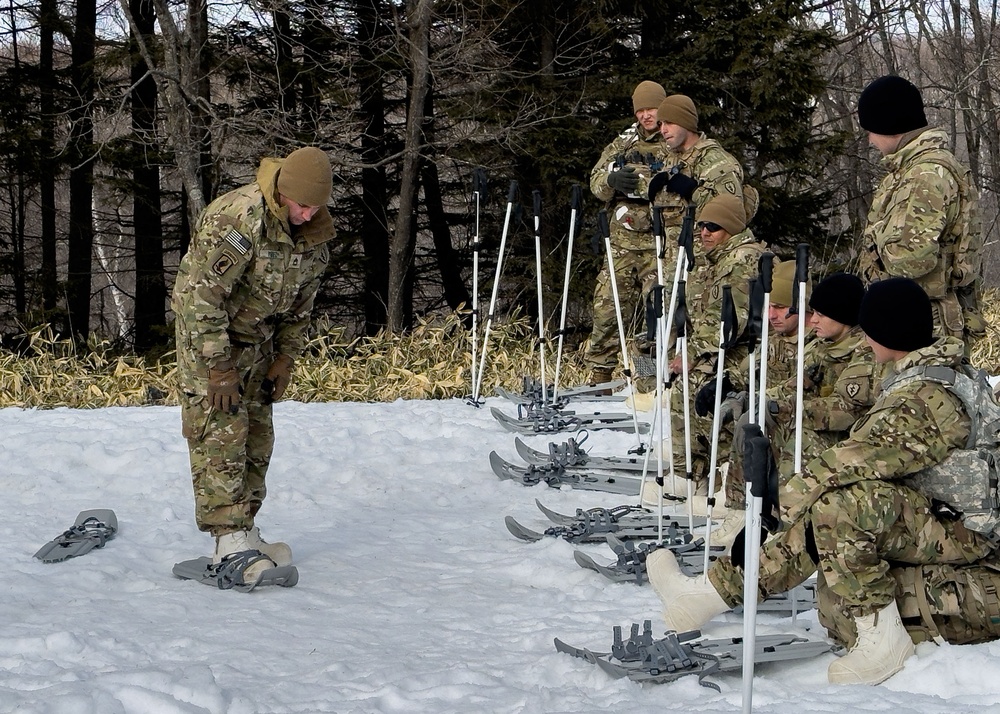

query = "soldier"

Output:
[[857, 75, 985, 349], [645, 94, 747, 255], [639, 193, 764, 508], [647, 278, 996, 685], [585, 80, 668, 385], [172, 146, 336, 584]]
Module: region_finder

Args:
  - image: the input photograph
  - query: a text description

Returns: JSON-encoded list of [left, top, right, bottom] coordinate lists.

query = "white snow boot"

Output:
[[646, 548, 728, 632], [214, 530, 277, 584], [704, 508, 746, 550], [247, 526, 293, 567], [827, 600, 914, 685]]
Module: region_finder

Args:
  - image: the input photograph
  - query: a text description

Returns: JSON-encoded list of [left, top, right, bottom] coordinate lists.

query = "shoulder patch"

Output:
[[212, 250, 239, 276], [224, 228, 252, 255]]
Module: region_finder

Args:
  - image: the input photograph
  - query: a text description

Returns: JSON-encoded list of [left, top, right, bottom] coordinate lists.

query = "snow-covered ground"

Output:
[[3, 397, 1000, 714]]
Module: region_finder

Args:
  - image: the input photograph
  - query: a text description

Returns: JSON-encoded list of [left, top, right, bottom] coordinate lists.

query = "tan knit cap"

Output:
[[277, 147, 332, 207], [770, 260, 796, 307], [632, 81, 667, 113], [657, 95, 699, 132], [699, 194, 746, 236]]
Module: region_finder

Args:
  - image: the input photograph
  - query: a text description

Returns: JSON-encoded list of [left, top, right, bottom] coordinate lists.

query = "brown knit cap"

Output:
[[632, 81, 667, 112], [277, 147, 332, 207], [770, 260, 801, 307], [699, 194, 746, 235], [657, 95, 699, 132]]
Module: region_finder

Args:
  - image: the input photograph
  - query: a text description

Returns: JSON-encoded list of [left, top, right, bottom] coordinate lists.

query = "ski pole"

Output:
[[673, 279, 695, 527], [740, 427, 778, 714], [473, 180, 518, 404], [703, 285, 739, 577], [531, 189, 548, 406], [468, 168, 487, 405], [598, 209, 644, 441], [754, 254, 774, 428], [790, 243, 810, 475], [552, 184, 582, 402]]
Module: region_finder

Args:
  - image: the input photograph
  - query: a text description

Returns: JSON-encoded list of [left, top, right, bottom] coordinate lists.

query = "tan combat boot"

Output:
[[214, 530, 277, 584], [646, 548, 729, 632], [247, 526, 293, 567], [827, 600, 915, 685]]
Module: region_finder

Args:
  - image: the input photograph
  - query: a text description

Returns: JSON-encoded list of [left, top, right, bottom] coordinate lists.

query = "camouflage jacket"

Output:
[[859, 128, 982, 339], [732, 330, 805, 392], [172, 157, 336, 392], [798, 327, 881, 433], [780, 336, 969, 525], [644, 135, 745, 232], [590, 122, 664, 235], [685, 228, 766, 378]]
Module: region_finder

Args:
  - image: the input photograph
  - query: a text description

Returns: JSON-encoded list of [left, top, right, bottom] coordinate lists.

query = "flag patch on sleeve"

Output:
[[224, 229, 251, 255]]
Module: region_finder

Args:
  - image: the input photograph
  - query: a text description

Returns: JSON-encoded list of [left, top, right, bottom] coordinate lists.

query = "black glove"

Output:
[[730, 525, 770, 568], [606, 166, 639, 194], [694, 372, 734, 418], [665, 172, 699, 201]]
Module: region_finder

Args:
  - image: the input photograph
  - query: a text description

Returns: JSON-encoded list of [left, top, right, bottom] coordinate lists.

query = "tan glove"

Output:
[[208, 360, 241, 414], [262, 354, 294, 404]]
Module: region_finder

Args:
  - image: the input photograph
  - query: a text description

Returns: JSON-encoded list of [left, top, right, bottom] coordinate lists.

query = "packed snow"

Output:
[[3, 396, 1000, 714]]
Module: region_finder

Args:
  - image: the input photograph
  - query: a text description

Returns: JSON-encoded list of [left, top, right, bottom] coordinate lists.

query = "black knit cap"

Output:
[[857, 75, 928, 135], [858, 277, 934, 352], [809, 272, 865, 327]]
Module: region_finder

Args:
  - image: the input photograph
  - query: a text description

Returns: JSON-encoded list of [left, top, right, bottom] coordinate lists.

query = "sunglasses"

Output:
[[697, 221, 723, 233]]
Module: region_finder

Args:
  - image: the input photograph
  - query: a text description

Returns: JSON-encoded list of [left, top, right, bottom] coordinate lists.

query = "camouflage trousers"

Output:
[[179, 344, 275, 536], [709, 480, 996, 647], [584, 227, 660, 371]]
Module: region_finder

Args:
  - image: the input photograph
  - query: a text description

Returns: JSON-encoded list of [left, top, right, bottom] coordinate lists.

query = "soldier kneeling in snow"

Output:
[[646, 277, 1000, 685]]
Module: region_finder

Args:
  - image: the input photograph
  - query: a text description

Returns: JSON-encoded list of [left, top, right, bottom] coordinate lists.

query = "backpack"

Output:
[[883, 364, 1000, 537]]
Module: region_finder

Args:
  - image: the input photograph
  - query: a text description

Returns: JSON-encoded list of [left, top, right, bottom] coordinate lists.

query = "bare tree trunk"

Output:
[[387, 0, 433, 332], [67, 0, 97, 341], [130, 0, 165, 352], [39, 0, 58, 318]]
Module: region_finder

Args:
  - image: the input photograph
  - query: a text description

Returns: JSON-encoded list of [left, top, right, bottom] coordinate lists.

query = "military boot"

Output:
[[214, 530, 277, 584], [646, 548, 729, 632], [247, 526, 293, 567], [827, 600, 914, 685]]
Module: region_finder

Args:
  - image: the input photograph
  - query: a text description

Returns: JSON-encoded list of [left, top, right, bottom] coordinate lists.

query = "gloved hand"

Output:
[[606, 166, 639, 194], [665, 172, 699, 201], [718, 390, 747, 424], [261, 354, 294, 404], [208, 360, 242, 414], [694, 372, 734, 418], [730, 525, 770, 567]]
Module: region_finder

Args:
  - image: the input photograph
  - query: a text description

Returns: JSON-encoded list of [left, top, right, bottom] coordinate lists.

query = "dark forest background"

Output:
[[1, 0, 998, 354]]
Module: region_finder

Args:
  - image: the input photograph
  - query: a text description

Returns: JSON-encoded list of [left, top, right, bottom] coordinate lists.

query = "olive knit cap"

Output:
[[277, 147, 332, 207], [858, 277, 934, 351], [810, 272, 865, 327], [657, 95, 699, 132], [632, 81, 667, 113], [857, 75, 927, 135], [770, 260, 800, 308], [699, 194, 745, 236]]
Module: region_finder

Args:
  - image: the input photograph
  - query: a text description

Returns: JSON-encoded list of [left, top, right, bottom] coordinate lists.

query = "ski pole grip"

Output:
[[721, 285, 738, 348], [758, 252, 774, 294], [570, 184, 582, 211], [795, 243, 809, 284], [473, 168, 487, 196], [598, 209, 610, 239], [533, 189, 542, 219], [652, 206, 663, 236], [506, 180, 518, 203]]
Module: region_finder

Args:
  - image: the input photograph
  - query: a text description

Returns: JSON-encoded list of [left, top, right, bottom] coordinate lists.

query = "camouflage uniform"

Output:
[[585, 123, 665, 372], [670, 227, 765, 483], [709, 337, 996, 647], [172, 157, 335, 535], [645, 135, 745, 251], [859, 128, 985, 346]]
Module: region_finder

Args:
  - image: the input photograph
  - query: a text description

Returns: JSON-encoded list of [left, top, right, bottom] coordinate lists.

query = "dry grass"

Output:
[[2, 289, 997, 409], [0, 314, 590, 408]]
